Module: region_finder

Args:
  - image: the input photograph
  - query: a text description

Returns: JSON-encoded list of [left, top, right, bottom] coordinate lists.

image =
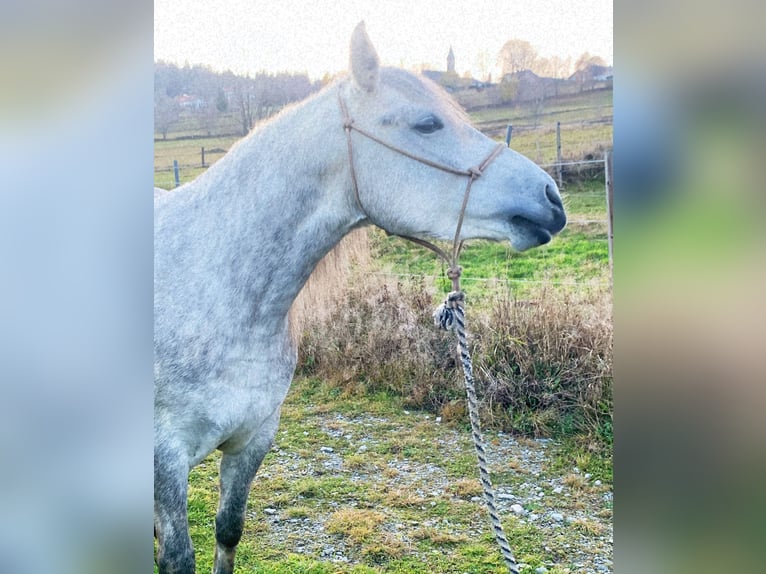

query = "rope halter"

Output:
[[338, 91, 505, 292]]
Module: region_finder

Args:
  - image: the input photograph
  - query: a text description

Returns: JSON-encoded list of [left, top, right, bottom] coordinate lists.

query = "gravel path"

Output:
[[254, 409, 613, 573]]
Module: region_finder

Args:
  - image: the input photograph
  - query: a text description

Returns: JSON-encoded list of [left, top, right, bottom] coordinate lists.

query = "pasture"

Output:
[[154, 83, 612, 573], [170, 383, 612, 573]]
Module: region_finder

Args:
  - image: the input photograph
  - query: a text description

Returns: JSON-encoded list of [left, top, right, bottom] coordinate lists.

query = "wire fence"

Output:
[[360, 271, 612, 287], [155, 109, 612, 186]]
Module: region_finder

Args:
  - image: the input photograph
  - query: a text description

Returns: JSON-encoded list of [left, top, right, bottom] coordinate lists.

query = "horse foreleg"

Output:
[[155, 449, 194, 574], [213, 409, 281, 574]]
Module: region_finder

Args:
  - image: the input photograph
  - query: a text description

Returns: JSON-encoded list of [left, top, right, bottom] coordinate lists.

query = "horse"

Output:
[[154, 22, 566, 574]]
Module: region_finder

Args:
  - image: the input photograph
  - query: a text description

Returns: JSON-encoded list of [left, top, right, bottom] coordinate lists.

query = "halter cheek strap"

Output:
[[339, 92, 505, 290]]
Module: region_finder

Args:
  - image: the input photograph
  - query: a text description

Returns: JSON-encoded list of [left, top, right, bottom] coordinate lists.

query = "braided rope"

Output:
[[435, 291, 520, 574], [338, 89, 517, 571]]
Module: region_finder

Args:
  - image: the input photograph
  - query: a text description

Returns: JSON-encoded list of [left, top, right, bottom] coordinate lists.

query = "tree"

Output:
[[573, 52, 608, 92], [152, 61, 320, 139], [215, 87, 228, 113], [231, 76, 255, 136], [154, 95, 180, 140], [531, 55, 572, 79], [575, 52, 607, 72], [531, 55, 572, 96], [500, 77, 518, 104], [497, 39, 538, 76], [474, 50, 492, 82]]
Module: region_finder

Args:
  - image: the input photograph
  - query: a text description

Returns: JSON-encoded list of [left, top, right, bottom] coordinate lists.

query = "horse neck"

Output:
[[184, 85, 360, 335]]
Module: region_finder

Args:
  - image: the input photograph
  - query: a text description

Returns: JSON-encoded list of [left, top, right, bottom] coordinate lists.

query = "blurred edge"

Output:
[[1, 1, 765, 573], [0, 2, 154, 573], [615, 1, 766, 573]]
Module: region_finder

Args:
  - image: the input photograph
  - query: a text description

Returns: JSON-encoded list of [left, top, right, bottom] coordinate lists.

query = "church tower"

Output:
[[447, 46, 455, 73]]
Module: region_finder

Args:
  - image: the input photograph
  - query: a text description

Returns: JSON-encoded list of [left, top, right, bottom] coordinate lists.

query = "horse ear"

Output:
[[349, 21, 379, 93]]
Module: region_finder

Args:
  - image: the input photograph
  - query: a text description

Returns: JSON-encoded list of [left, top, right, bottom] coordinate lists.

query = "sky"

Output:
[[154, 0, 612, 80]]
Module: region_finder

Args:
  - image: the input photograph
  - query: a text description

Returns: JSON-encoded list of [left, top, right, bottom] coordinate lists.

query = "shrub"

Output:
[[473, 285, 613, 438], [297, 276, 464, 411], [297, 272, 612, 443]]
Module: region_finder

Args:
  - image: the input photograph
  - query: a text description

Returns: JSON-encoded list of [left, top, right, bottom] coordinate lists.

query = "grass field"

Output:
[[162, 381, 612, 574], [468, 90, 613, 126], [468, 89, 612, 166]]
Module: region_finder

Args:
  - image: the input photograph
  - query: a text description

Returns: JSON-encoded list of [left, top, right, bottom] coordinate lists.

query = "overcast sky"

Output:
[[154, 0, 612, 79]]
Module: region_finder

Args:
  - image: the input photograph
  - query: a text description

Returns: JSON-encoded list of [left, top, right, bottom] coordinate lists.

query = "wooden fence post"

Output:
[[173, 160, 180, 188], [505, 124, 513, 147], [604, 151, 614, 280], [201, 146, 206, 167], [556, 121, 563, 188]]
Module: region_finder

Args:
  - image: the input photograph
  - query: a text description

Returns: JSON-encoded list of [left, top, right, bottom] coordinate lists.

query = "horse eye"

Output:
[[413, 115, 444, 134]]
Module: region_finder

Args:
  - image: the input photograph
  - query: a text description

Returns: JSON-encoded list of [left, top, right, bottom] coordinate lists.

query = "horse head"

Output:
[[339, 22, 566, 252]]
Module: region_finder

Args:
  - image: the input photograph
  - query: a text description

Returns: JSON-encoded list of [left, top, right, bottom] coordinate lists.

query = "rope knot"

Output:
[[468, 166, 483, 178], [446, 265, 463, 280], [433, 291, 465, 331], [447, 291, 465, 305]]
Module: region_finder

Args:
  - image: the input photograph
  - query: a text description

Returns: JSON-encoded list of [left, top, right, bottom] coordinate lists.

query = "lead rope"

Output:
[[433, 270, 520, 574], [339, 91, 517, 573]]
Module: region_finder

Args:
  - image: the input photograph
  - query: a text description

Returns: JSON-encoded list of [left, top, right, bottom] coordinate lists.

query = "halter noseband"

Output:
[[339, 92, 505, 290]]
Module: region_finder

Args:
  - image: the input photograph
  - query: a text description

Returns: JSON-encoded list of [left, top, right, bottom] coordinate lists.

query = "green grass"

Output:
[[154, 134, 243, 189], [170, 379, 611, 573], [368, 180, 609, 299], [154, 135, 240, 169]]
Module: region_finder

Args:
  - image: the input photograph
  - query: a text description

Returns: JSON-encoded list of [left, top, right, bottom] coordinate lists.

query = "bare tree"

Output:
[[230, 76, 255, 136], [474, 49, 492, 82], [199, 102, 219, 137], [532, 55, 572, 96], [497, 39, 538, 76], [575, 52, 607, 72], [153, 62, 319, 139], [154, 95, 180, 140], [574, 52, 608, 92]]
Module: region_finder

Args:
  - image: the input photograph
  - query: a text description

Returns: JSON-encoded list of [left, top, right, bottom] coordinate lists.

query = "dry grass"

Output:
[[383, 488, 426, 508], [297, 275, 463, 412], [562, 473, 589, 491], [290, 227, 369, 342], [413, 526, 469, 545], [326, 508, 386, 544], [571, 518, 607, 537], [344, 453, 382, 471], [297, 272, 612, 442], [383, 467, 399, 480], [360, 533, 407, 563], [476, 285, 613, 439], [446, 478, 483, 499]]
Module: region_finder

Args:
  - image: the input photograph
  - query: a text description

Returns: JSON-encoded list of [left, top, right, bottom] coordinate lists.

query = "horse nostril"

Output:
[[545, 183, 563, 209]]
